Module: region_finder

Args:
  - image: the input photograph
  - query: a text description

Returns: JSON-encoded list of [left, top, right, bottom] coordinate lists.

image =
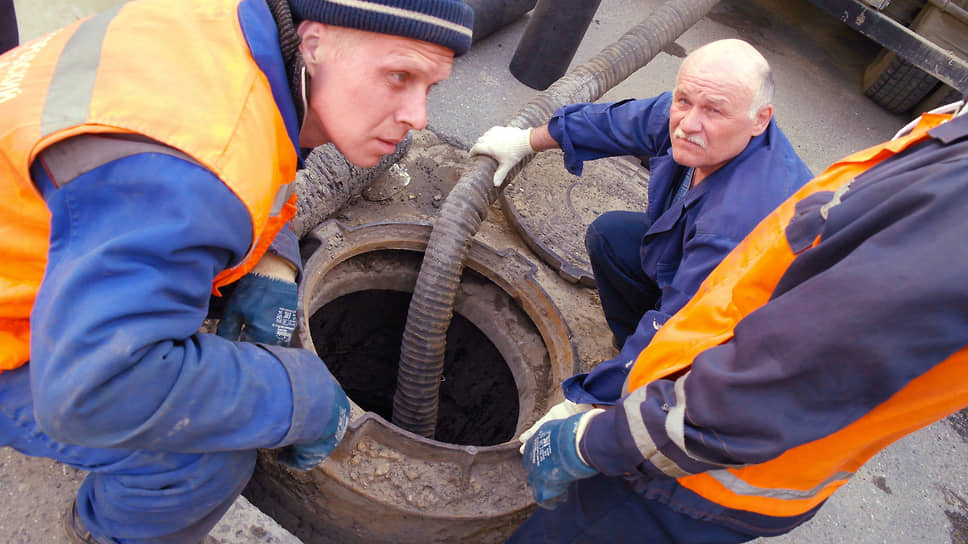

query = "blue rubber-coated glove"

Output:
[[217, 272, 298, 345], [277, 384, 351, 470], [521, 410, 602, 509], [518, 399, 595, 454]]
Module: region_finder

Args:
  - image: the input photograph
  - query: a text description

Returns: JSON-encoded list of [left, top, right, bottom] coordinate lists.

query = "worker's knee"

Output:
[[78, 449, 257, 541], [585, 210, 651, 266], [90, 449, 256, 507]]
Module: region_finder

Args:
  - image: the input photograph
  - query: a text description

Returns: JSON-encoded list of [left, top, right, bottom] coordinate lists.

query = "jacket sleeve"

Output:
[[29, 152, 341, 453], [266, 222, 302, 277], [548, 92, 674, 176], [578, 147, 968, 479]]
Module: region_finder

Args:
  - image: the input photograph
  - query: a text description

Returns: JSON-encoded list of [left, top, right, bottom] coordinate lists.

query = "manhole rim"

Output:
[[283, 219, 578, 520]]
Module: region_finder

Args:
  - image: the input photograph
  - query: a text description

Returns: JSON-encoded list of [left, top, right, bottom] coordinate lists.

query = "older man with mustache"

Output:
[[473, 39, 813, 542], [474, 39, 811, 403]]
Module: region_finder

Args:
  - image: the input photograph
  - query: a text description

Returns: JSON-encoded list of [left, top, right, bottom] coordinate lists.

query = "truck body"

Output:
[[809, 0, 968, 113]]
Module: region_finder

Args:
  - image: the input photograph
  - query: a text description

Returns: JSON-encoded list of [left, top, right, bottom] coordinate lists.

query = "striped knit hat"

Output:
[[288, 0, 474, 56]]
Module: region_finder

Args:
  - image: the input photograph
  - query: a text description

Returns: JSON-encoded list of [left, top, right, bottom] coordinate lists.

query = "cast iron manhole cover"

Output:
[[499, 150, 650, 287]]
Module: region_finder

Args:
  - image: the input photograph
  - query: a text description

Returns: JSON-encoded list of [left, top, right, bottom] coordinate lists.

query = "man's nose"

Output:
[[679, 107, 701, 132], [396, 90, 428, 130]]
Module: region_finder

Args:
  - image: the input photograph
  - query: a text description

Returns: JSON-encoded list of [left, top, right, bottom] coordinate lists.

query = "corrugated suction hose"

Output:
[[392, 0, 722, 438]]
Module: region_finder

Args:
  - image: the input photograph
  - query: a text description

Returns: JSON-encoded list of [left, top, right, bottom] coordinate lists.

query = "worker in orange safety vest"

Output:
[[512, 106, 968, 542], [0, 1, 473, 542]]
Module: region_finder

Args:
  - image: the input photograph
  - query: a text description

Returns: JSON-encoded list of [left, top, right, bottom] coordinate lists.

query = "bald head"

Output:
[[678, 39, 774, 119]]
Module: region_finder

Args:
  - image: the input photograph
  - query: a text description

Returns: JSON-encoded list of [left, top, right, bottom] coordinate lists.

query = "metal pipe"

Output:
[[392, 0, 722, 438]]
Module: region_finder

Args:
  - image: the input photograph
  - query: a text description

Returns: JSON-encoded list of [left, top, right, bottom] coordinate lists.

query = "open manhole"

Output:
[[244, 220, 578, 544], [309, 287, 518, 446]]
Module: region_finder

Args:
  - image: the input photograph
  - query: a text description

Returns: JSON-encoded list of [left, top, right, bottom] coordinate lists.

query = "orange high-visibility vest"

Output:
[[0, 0, 298, 372], [623, 112, 968, 517]]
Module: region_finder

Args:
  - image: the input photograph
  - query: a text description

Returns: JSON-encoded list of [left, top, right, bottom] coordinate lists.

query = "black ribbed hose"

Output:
[[392, 0, 722, 438]]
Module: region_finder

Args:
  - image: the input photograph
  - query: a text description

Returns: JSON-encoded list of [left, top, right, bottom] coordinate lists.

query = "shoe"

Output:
[[63, 500, 100, 544], [64, 500, 218, 543]]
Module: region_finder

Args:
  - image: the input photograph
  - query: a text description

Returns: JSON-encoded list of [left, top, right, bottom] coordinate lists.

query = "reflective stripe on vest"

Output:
[[38, 134, 202, 188], [0, 0, 298, 371], [620, 113, 955, 517]]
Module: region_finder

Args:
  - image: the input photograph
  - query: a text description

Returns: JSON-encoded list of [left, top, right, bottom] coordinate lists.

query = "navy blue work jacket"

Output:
[[550, 92, 814, 404]]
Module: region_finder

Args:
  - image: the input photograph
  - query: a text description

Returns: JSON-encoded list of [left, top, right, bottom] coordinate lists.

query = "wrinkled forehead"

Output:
[[676, 57, 756, 103]]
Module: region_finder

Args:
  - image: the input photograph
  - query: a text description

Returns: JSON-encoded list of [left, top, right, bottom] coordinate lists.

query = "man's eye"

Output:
[[391, 72, 409, 84]]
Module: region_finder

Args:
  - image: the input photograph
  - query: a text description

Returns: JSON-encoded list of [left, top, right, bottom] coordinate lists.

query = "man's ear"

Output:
[[297, 21, 324, 70], [751, 104, 773, 137]]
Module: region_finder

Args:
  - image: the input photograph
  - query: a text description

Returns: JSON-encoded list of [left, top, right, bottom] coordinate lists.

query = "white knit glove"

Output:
[[518, 399, 595, 454], [574, 408, 605, 464], [470, 126, 534, 187]]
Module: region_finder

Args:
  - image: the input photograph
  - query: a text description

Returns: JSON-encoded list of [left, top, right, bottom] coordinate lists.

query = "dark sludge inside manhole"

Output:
[[308, 289, 519, 446]]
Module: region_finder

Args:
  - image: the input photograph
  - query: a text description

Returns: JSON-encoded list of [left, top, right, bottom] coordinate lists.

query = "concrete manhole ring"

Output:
[[245, 220, 579, 544]]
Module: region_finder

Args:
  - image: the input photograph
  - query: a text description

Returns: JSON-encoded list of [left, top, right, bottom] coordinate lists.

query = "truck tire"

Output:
[[914, 84, 963, 116], [863, 49, 940, 114]]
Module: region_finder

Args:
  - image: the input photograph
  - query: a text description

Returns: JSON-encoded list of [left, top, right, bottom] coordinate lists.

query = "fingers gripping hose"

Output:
[[392, 0, 722, 438]]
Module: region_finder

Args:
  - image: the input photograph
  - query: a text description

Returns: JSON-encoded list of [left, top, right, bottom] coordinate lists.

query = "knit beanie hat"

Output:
[[287, 0, 474, 56]]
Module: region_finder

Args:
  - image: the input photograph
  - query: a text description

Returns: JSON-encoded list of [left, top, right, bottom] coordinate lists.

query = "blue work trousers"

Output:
[[0, 364, 255, 543], [584, 210, 660, 347], [507, 474, 753, 544]]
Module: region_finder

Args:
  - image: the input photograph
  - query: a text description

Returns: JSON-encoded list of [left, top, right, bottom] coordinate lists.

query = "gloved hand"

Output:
[[522, 409, 603, 509], [470, 125, 535, 187], [217, 255, 298, 345], [518, 399, 595, 454], [277, 383, 351, 470]]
